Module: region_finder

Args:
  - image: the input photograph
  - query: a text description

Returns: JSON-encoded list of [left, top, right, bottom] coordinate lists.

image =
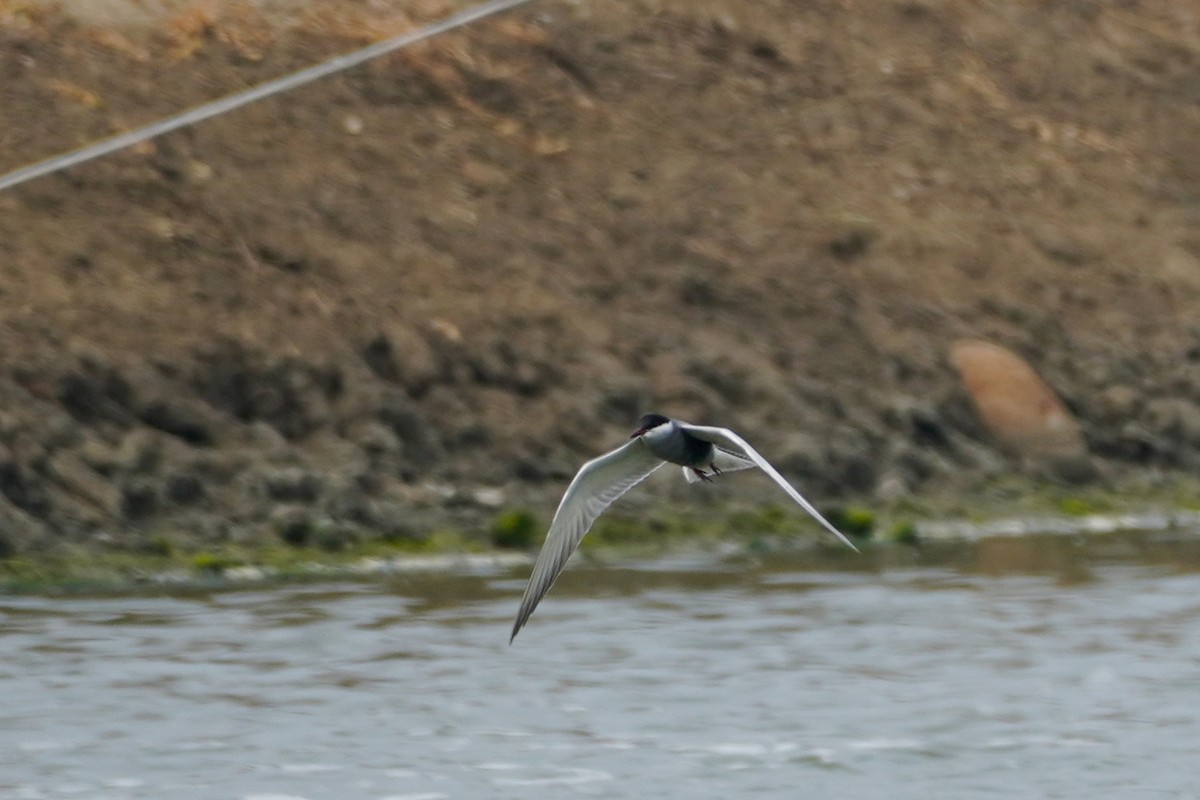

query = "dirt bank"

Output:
[[0, 0, 1198, 559]]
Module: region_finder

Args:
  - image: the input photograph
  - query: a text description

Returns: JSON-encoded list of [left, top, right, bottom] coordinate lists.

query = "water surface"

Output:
[[3, 533, 1200, 799]]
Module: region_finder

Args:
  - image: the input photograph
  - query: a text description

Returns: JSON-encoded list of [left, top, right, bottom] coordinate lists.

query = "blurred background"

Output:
[[3, 2, 1200, 798]]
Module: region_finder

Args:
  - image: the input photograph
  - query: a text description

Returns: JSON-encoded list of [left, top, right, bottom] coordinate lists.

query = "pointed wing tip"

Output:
[[509, 615, 526, 644], [823, 522, 862, 554]]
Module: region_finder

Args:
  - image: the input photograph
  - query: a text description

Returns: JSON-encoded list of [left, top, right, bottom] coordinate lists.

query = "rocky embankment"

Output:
[[1, 0, 1199, 561]]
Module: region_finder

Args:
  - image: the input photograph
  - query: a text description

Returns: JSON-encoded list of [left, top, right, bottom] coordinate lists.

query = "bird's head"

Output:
[[630, 413, 671, 438]]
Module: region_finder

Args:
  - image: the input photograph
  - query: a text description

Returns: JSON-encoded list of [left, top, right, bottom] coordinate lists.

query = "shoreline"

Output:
[[6, 490, 1199, 595]]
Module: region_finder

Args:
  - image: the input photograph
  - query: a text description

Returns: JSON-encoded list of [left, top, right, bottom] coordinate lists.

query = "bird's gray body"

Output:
[[639, 419, 714, 468], [509, 413, 860, 642]]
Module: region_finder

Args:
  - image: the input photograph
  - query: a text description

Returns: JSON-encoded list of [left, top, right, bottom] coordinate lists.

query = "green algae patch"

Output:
[[490, 508, 540, 549], [0, 529, 483, 595], [888, 520, 919, 544], [191, 551, 243, 573], [0, 547, 185, 594], [727, 504, 793, 535], [1054, 494, 1119, 518], [826, 506, 877, 541], [6, 472, 1200, 594]]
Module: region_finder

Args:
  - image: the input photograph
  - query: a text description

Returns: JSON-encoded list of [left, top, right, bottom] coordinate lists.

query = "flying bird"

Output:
[[509, 413, 859, 642]]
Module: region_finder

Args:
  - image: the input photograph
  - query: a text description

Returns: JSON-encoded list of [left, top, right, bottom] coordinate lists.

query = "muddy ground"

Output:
[[0, 0, 1198, 559]]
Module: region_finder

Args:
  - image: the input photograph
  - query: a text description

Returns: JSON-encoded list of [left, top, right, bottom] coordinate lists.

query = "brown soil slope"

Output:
[[0, 0, 1198, 555]]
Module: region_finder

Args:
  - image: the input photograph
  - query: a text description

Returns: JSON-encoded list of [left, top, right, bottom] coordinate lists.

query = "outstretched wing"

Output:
[[681, 446, 756, 484], [678, 424, 860, 553], [510, 439, 665, 642]]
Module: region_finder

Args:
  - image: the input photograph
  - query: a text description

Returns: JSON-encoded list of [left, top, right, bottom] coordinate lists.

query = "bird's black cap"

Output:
[[631, 413, 670, 437]]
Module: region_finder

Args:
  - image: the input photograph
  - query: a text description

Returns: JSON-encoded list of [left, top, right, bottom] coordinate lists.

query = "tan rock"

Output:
[[949, 339, 1085, 460]]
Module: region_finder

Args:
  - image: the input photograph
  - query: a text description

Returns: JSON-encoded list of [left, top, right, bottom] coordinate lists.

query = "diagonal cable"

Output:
[[0, 0, 536, 192]]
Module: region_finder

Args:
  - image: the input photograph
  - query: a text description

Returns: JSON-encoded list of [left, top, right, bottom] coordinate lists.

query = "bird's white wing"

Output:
[[679, 424, 860, 553], [681, 446, 756, 484], [511, 439, 665, 642]]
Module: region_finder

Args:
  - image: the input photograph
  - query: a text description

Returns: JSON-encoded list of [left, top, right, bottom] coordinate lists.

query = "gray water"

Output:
[[4, 534, 1200, 799]]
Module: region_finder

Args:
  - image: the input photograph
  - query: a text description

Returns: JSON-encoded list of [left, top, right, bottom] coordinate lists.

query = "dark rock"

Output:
[[377, 388, 442, 465], [1089, 384, 1142, 426], [362, 334, 397, 381], [185, 450, 252, 486], [353, 470, 383, 496], [937, 389, 989, 440], [446, 421, 490, 449], [361, 326, 441, 396], [350, 419, 400, 455], [271, 505, 316, 546], [114, 429, 163, 474], [164, 470, 207, 506], [55, 355, 134, 426], [825, 432, 878, 494], [42, 492, 110, 537], [37, 413, 85, 452], [678, 270, 719, 306], [261, 467, 325, 504], [828, 222, 877, 261], [46, 453, 121, 518], [138, 397, 220, 445], [945, 436, 1008, 474], [120, 477, 159, 520], [885, 396, 951, 448], [1042, 454, 1100, 484], [0, 445, 51, 517], [606, 172, 649, 210], [468, 336, 559, 397], [253, 235, 311, 274], [892, 445, 942, 487], [0, 493, 50, 555], [75, 433, 121, 477], [324, 476, 389, 528], [1143, 397, 1200, 447], [513, 455, 555, 482], [179, 513, 235, 544], [242, 421, 290, 454], [1030, 226, 1095, 266], [193, 341, 341, 440], [1102, 423, 1168, 464], [0, 529, 18, 559], [345, 420, 402, 467], [311, 520, 364, 553], [423, 323, 473, 385]]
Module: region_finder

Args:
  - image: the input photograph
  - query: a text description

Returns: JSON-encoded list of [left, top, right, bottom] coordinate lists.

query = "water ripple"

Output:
[[3, 538, 1200, 798]]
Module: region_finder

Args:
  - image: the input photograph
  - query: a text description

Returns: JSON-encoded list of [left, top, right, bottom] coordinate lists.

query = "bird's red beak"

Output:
[[630, 426, 648, 439]]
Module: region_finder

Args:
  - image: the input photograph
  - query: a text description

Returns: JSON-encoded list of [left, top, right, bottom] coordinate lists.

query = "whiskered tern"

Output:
[[510, 413, 859, 642]]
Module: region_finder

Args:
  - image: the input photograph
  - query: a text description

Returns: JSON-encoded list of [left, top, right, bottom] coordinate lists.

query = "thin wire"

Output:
[[0, 0, 536, 192]]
